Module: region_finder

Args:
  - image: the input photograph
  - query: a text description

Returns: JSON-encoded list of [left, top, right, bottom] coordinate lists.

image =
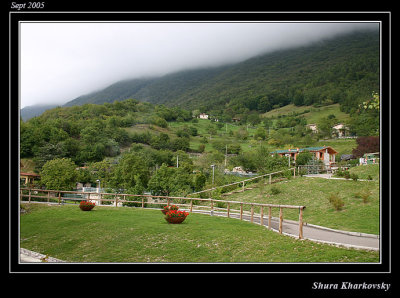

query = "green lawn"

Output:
[[262, 103, 351, 125], [20, 204, 378, 263], [226, 176, 380, 235], [348, 163, 380, 180]]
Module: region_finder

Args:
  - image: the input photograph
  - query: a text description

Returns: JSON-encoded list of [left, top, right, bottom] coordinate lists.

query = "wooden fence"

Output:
[[188, 168, 296, 197], [20, 187, 306, 239]]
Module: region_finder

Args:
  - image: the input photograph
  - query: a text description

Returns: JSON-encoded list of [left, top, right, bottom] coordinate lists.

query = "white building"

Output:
[[332, 123, 349, 138], [199, 113, 209, 119], [306, 124, 318, 133]]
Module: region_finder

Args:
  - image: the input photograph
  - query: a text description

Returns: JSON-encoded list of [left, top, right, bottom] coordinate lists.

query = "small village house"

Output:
[[359, 152, 379, 165], [332, 123, 349, 138], [198, 113, 209, 120], [306, 124, 318, 134], [271, 146, 338, 167], [20, 172, 40, 186]]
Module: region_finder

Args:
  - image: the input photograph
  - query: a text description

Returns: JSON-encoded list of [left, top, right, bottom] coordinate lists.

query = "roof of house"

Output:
[[271, 146, 338, 155], [20, 172, 41, 177]]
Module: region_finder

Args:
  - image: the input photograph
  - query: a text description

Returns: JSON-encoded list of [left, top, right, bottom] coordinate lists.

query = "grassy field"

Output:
[[168, 118, 356, 156], [348, 164, 380, 180], [262, 103, 351, 124], [20, 204, 379, 263], [225, 175, 379, 235]]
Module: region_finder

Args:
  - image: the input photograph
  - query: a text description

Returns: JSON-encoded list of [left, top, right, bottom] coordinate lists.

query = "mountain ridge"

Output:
[[22, 29, 379, 120]]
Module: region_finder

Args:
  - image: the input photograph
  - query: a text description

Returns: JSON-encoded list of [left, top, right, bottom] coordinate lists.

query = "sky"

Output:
[[20, 22, 378, 108]]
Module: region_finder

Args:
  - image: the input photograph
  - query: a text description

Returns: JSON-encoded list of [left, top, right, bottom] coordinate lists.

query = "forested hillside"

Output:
[[64, 29, 379, 120]]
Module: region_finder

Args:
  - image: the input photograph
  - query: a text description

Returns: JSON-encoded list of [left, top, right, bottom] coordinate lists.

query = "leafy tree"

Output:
[[148, 164, 192, 196], [109, 152, 150, 192], [40, 158, 78, 190], [254, 127, 267, 140], [33, 142, 67, 171], [193, 172, 207, 191], [317, 116, 337, 138], [352, 136, 379, 158], [173, 150, 193, 172], [295, 151, 313, 166], [170, 137, 190, 152]]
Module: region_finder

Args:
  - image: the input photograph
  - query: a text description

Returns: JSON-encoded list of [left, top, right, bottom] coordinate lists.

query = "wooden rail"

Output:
[[20, 187, 306, 239], [188, 168, 296, 196]]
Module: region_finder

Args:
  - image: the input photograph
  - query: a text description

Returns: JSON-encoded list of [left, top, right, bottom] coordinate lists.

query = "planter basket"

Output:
[[165, 216, 187, 224], [79, 202, 95, 211], [80, 205, 95, 211]]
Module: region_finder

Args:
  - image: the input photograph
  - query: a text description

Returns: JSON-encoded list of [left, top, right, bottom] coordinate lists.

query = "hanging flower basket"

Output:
[[165, 210, 189, 224], [79, 201, 95, 211]]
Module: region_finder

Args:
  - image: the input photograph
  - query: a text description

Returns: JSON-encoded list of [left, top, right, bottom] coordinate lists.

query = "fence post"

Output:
[[210, 199, 214, 216], [250, 204, 254, 223], [269, 174, 272, 184], [28, 189, 31, 203], [227, 202, 230, 218], [279, 207, 283, 234], [240, 203, 243, 220], [167, 198, 170, 207], [115, 194, 118, 207], [268, 207, 272, 229], [190, 199, 193, 213], [299, 207, 304, 239], [141, 197, 145, 208], [242, 181, 245, 192], [58, 192, 61, 205], [260, 206, 264, 226]]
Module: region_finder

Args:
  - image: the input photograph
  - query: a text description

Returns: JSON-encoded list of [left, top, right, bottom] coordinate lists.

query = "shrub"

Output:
[[336, 168, 344, 177], [354, 191, 371, 204], [327, 194, 344, 211], [270, 186, 281, 195], [351, 173, 359, 181], [343, 171, 351, 179]]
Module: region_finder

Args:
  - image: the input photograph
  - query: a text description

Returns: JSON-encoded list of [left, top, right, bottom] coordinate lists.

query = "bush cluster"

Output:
[[327, 194, 344, 211]]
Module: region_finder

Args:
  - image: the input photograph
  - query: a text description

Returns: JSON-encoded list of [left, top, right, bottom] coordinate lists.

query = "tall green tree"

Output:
[[148, 164, 192, 196], [40, 158, 78, 190], [109, 152, 150, 193]]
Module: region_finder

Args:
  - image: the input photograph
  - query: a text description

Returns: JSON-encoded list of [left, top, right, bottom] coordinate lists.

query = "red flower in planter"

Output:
[[165, 210, 189, 224], [79, 200, 95, 211], [161, 204, 179, 214]]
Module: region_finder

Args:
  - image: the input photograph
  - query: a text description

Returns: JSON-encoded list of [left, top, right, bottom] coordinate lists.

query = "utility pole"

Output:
[[225, 144, 227, 167], [211, 164, 216, 186]]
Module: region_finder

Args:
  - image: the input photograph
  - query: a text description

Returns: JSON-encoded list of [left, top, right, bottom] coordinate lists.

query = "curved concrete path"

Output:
[[194, 210, 379, 251]]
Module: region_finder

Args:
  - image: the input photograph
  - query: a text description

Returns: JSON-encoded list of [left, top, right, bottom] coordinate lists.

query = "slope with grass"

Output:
[[20, 204, 378, 263], [225, 176, 379, 235]]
